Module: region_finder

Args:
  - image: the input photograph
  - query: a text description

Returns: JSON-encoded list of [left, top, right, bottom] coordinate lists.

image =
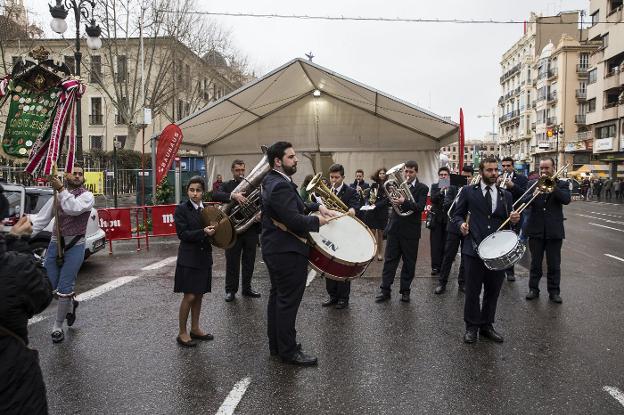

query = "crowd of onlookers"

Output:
[[579, 177, 624, 201]]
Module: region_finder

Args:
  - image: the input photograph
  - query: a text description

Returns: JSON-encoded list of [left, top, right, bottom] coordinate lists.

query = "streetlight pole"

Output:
[[49, 0, 102, 164], [477, 108, 498, 158], [113, 138, 120, 208]]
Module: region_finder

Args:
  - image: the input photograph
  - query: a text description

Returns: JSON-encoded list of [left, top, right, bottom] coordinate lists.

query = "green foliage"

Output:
[[155, 178, 174, 204]]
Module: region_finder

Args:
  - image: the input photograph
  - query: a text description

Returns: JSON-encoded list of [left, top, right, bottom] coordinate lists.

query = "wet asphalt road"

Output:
[[27, 200, 624, 414]]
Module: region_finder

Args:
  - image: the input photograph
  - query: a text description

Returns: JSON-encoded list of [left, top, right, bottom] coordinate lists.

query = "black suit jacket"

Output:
[[261, 170, 320, 256], [350, 180, 370, 191], [429, 183, 450, 227], [452, 184, 513, 257], [174, 201, 213, 269], [506, 171, 529, 202], [444, 185, 461, 235], [379, 180, 429, 240], [212, 178, 261, 234], [522, 179, 571, 239], [335, 184, 361, 211]]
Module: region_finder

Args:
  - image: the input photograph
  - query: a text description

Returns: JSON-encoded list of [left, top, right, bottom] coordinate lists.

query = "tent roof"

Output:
[[176, 58, 459, 149]]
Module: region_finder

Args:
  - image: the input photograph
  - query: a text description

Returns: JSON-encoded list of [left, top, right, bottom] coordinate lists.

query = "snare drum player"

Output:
[[261, 141, 336, 366], [452, 157, 520, 344], [322, 163, 360, 310]]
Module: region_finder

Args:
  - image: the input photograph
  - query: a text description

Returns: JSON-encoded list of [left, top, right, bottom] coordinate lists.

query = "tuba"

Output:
[[383, 163, 416, 216], [202, 146, 271, 248], [306, 173, 349, 213]]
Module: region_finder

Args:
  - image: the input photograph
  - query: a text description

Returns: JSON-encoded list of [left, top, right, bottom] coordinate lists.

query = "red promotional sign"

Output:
[[151, 204, 177, 236], [97, 208, 132, 240], [421, 195, 431, 222], [156, 124, 183, 184]]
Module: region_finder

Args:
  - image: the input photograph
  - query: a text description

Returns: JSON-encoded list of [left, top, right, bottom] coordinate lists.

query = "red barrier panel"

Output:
[[98, 208, 132, 239], [422, 195, 431, 221], [151, 204, 177, 236]]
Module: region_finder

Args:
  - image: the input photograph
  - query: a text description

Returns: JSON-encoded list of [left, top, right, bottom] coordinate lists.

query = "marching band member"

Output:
[[375, 161, 428, 303], [261, 141, 336, 366], [350, 169, 370, 202], [452, 157, 520, 343], [322, 163, 361, 309], [429, 167, 451, 276], [365, 168, 389, 261]]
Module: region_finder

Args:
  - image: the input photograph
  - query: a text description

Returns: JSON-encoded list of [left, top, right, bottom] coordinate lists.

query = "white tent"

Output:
[[175, 58, 459, 187]]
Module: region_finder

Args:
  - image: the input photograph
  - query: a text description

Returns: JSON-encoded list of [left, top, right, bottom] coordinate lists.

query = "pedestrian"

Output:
[[212, 160, 262, 302], [614, 179, 621, 201], [374, 160, 429, 303], [0, 190, 53, 415], [366, 168, 389, 261], [212, 174, 223, 193], [173, 176, 216, 347], [261, 141, 336, 366], [604, 178, 613, 200], [31, 165, 93, 344], [452, 156, 520, 343], [322, 163, 360, 310], [524, 158, 571, 304], [429, 166, 451, 276], [581, 178, 590, 201], [594, 179, 603, 201]]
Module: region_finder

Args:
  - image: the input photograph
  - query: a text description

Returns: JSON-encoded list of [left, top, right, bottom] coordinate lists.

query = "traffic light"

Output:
[[547, 128, 554, 138]]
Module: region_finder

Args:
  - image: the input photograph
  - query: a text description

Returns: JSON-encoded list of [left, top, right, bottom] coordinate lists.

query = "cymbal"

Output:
[[202, 206, 236, 249]]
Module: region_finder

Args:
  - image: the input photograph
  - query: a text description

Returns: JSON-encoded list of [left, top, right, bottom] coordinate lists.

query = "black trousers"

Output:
[[380, 234, 420, 294], [429, 222, 447, 271], [463, 254, 505, 330], [264, 252, 308, 359], [528, 238, 563, 295], [325, 278, 351, 301], [225, 230, 258, 293], [438, 232, 465, 286]]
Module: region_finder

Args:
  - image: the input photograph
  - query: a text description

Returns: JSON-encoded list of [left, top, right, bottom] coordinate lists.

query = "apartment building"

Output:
[[498, 11, 581, 172], [586, 0, 624, 178], [441, 137, 499, 173]]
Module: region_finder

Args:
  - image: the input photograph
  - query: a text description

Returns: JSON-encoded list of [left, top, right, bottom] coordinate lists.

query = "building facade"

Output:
[[441, 137, 499, 173]]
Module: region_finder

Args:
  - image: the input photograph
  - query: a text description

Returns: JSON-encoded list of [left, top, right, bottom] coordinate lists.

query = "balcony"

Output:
[[576, 64, 589, 77], [604, 68, 621, 89], [575, 89, 587, 100], [573, 131, 593, 142], [498, 96, 504, 105], [547, 68, 558, 80], [89, 114, 103, 125], [531, 122, 536, 131], [575, 114, 587, 125], [499, 63, 521, 83], [546, 117, 557, 126], [547, 92, 558, 104], [531, 101, 537, 109], [499, 110, 520, 124]]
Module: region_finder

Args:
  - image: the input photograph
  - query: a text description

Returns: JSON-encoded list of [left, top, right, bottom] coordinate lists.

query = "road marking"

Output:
[[604, 254, 624, 263], [216, 377, 252, 415], [28, 276, 140, 326], [576, 214, 624, 225], [591, 211, 624, 219], [603, 386, 624, 408], [141, 256, 177, 270], [589, 223, 624, 233]]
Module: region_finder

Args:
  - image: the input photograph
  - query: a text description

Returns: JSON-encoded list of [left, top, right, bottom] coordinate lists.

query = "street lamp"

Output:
[[477, 108, 498, 158], [555, 125, 564, 169], [49, 0, 102, 162]]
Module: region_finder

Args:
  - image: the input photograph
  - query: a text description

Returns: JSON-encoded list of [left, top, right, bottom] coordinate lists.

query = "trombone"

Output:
[[497, 163, 569, 231], [306, 173, 349, 213]]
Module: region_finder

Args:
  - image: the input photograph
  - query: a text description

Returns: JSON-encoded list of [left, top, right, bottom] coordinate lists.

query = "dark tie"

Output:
[[333, 188, 338, 195], [485, 186, 492, 213]]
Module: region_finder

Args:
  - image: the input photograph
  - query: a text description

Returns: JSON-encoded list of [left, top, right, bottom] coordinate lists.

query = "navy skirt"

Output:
[[174, 264, 212, 294]]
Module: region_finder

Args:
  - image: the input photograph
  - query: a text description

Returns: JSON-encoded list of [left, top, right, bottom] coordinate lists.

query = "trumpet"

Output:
[[499, 171, 512, 189], [383, 163, 416, 216], [306, 173, 349, 213]]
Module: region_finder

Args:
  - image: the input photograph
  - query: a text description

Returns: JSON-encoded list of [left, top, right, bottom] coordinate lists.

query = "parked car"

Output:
[[559, 178, 582, 201], [0, 183, 106, 262]]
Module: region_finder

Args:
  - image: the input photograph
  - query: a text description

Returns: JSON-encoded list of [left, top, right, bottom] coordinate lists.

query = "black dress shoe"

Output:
[[66, 299, 79, 326], [434, 285, 446, 295], [281, 351, 318, 366], [335, 299, 348, 309], [190, 331, 214, 341], [322, 297, 338, 307], [549, 294, 562, 304], [526, 289, 539, 300], [270, 343, 302, 357], [400, 293, 410, 303], [463, 329, 478, 344], [458, 284, 465, 293], [431, 269, 440, 276], [375, 290, 390, 303], [242, 289, 261, 298], [480, 327, 504, 343], [225, 292, 235, 302], [176, 336, 197, 348], [51, 329, 64, 344]]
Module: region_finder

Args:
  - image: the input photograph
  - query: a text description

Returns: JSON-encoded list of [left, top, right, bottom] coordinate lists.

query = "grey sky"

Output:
[[25, 0, 589, 140]]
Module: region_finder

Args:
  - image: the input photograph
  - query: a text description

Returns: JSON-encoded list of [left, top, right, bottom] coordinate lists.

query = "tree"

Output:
[[90, 0, 250, 152]]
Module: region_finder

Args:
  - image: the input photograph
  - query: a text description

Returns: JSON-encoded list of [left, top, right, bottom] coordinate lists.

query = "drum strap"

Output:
[[271, 218, 309, 245]]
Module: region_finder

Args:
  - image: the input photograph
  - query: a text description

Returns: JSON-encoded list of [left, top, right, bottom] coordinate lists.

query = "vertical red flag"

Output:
[[155, 124, 183, 184], [459, 108, 465, 172]]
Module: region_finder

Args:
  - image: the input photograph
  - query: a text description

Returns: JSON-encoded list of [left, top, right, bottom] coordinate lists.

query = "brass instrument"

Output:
[[368, 186, 378, 205], [383, 163, 416, 216], [447, 174, 481, 220], [202, 146, 271, 248], [497, 163, 569, 231], [306, 173, 349, 213], [499, 171, 512, 189]]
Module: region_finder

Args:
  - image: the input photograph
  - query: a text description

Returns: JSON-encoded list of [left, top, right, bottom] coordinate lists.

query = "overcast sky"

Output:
[[27, 0, 589, 140]]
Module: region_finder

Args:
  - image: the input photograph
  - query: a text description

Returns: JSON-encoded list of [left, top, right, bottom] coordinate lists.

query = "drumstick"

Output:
[[325, 214, 345, 223]]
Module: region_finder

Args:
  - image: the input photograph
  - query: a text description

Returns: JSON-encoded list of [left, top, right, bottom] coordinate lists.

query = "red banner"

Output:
[[97, 208, 132, 240], [156, 124, 183, 184], [151, 204, 177, 236], [459, 108, 465, 172]]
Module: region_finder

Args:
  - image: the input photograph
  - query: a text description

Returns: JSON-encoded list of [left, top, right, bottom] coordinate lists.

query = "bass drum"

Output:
[[308, 212, 377, 281], [477, 230, 526, 271]]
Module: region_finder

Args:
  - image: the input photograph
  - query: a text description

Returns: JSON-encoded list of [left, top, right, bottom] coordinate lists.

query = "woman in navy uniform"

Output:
[[365, 168, 389, 261], [173, 176, 216, 347]]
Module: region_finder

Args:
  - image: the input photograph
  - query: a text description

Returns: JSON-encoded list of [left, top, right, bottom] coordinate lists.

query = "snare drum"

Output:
[[308, 213, 377, 281], [477, 230, 526, 271]]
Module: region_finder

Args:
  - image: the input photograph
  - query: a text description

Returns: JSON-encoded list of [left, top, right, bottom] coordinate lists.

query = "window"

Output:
[[90, 55, 102, 82], [89, 97, 102, 125], [591, 10, 599, 26], [117, 55, 127, 82], [90, 135, 103, 151], [588, 99, 596, 112], [64, 55, 75, 74], [114, 135, 127, 149], [602, 33, 609, 49], [589, 69, 597, 84], [596, 125, 616, 139], [579, 53, 589, 67]]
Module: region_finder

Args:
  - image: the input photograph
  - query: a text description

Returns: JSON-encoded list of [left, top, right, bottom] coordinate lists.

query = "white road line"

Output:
[[141, 256, 177, 270], [28, 276, 140, 326], [604, 254, 624, 263], [576, 214, 624, 225], [216, 377, 252, 415], [591, 211, 624, 219], [603, 386, 624, 408], [589, 222, 624, 233]]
